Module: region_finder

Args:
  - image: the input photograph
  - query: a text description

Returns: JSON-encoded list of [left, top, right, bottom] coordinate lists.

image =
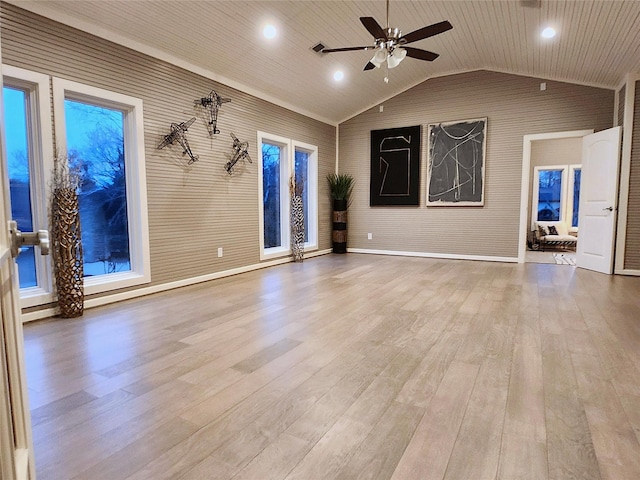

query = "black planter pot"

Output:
[[332, 198, 348, 253]]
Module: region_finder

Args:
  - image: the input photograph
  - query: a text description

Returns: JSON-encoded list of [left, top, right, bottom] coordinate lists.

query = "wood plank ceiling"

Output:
[[8, 0, 640, 124]]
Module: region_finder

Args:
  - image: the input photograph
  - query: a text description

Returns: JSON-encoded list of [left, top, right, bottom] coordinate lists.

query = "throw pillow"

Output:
[[548, 225, 559, 235], [538, 225, 548, 237]]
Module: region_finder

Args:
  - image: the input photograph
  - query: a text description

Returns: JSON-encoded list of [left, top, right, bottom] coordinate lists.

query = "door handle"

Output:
[[603, 206, 614, 212], [9, 221, 50, 258]]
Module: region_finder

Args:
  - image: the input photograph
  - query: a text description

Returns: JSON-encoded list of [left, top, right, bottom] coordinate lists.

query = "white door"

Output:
[[576, 127, 622, 274], [0, 49, 36, 478]]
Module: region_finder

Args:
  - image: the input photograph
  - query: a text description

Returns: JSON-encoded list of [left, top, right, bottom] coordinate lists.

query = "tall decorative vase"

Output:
[[332, 198, 348, 253], [290, 194, 305, 262], [51, 161, 84, 318], [289, 176, 305, 262]]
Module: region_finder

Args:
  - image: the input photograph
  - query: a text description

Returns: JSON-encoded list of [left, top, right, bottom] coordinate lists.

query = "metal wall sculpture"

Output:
[[427, 118, 487, 206], [194, 89, 231, 136], [225, 133, 252, 174], [157, 117, 199, 167]]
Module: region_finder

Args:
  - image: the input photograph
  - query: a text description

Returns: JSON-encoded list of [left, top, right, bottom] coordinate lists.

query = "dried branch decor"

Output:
[[51, 158, 84, 318], [290, 176, 305, 262]]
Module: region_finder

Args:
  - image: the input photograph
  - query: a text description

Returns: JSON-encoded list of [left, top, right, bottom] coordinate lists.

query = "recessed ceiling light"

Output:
[[333, 70, 345, 82], [541, 26, 556, 39], [263, 24, 277, 39]]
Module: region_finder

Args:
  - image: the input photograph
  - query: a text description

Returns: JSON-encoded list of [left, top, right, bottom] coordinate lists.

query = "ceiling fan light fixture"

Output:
[[387, 47, 406, 68], [371, 48, 387, 68]]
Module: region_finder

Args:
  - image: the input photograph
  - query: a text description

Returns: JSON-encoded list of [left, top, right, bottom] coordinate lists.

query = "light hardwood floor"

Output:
[[23, 254, 640, 479]]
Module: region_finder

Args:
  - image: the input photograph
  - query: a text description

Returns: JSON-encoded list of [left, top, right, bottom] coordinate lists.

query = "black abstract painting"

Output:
[[370, 125, 421, 206], [427, 118, 486, 206]]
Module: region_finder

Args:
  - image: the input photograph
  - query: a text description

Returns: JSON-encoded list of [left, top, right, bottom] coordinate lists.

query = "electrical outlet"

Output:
[[367, 233, 372, 240], [217, 247, 223, 258]]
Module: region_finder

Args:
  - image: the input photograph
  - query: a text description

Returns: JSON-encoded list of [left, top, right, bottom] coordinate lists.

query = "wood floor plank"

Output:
[[126, 345, 371, 480], [572, 352, 640, 474], [229, 433, 312, 480], [497, 433, 548, 480], [619, 393, 640, 443], [543, 333, 602, 480], [390, 361, 479, 480], [499, 312, 548, 479], [35, 380, 206, 478], [444, 308, 515, 479], [72, 416, 199, 480], [395, 330, 465, 408], [502, 313, 546, 442], [335, 401, 424, 480]]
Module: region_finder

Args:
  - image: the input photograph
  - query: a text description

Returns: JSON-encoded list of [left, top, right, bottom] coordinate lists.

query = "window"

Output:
[[258, 132, 318, 260], [3, 66, 54, 307], [535, 168, 565, 222], [569, 166, 581, 228], [64, 99, 131, 275], [532, 164, 581, 230], [53, 78, 150, 295], [293, 141, 318, 247], [5, 86, 36, 287]]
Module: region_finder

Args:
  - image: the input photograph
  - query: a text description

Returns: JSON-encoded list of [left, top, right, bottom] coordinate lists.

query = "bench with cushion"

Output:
[[534, 220, 577, 251]]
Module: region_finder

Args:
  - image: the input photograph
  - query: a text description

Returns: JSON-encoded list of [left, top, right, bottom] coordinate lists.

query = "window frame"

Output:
[[293, 140, 318, 251], [567, 164, 582, 230], [3, 65, 55, 308], [52, 78, 150, 295], [258, 132, 318, 261], [258, 132, 291, 260], [532, 165, 567, 229], [532, 164, 583, 231]]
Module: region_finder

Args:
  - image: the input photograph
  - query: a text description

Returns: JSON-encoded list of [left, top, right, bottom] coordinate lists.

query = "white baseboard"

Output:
[[347, 248, 518, 263], [614, 268, 640, 277], [21, 249, 332, 323]]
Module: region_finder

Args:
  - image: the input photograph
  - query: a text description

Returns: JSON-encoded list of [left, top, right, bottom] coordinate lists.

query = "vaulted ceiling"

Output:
[[9, 1, 640, 124]]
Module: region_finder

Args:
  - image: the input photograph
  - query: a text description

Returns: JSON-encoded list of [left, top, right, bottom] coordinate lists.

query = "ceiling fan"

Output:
[[321, 0, 453, 73]]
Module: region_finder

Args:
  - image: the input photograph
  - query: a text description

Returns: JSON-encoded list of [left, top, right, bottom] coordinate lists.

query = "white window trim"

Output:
[[3, 65, 55, 308], [531, 165, 568, 231], [258, 132, 291, 260], [52, 78, 150, 295], [567, 164, 582, 230], [292, 140, 318, 252]]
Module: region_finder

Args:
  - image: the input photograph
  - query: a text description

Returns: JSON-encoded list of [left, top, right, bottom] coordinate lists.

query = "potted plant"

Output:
[[326, 172, 354, 253]]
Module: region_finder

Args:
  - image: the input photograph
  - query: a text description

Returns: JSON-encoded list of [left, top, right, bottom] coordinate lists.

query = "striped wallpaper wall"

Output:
[[624, 81, 640, 270], [618, 85, 626, 128], [338, 70, 614, 259]]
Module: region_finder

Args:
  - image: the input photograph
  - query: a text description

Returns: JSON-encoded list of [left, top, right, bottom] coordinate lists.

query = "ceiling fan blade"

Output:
[[404, 47, 439, 61], [360, 17, 387, 39], [363, 62, 377, 71], [322, 46, 372, 53], [401, 20, 453, 44]]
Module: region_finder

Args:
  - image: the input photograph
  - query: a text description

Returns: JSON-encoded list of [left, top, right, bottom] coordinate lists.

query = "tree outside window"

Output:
[[262, 142, 282, 248], [64, 100, 130, 276]]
